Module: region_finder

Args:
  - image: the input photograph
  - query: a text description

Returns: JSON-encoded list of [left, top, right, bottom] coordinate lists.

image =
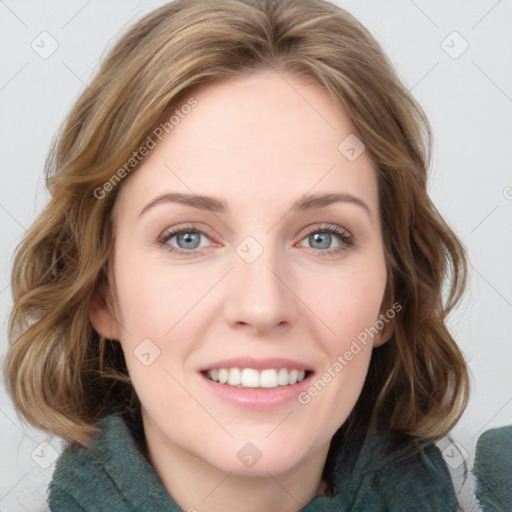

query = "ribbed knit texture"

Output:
[[473, 426, 512, 512]]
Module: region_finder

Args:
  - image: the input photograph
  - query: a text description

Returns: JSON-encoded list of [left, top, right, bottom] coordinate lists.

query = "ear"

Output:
[[373, 316, 394, 348], [89, 280, 121, 340], [373, 290, 398, 348]]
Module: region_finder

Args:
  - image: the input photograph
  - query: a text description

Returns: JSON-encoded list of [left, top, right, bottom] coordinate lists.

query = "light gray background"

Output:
[[1, 1, 511, 510]]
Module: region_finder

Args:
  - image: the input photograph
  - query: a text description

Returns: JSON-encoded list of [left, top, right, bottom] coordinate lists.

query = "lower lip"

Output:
[[198, 372, 314, 410]]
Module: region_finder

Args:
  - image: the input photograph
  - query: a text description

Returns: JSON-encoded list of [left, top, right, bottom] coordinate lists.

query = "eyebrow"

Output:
[[138, 192, 371, 218]]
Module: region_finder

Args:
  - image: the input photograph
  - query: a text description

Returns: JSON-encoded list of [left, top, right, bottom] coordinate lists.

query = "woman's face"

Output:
[[92, 68, 390, 476]]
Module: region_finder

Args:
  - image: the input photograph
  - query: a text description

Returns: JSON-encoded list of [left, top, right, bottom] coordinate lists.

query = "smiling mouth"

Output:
[[201, 367, 313, 389]]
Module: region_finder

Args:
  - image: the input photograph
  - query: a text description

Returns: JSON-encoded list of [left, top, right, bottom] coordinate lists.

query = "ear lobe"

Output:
[[89, 284, 121, 340], [373, 319, 394, 348], [373, 289, 396, 347]]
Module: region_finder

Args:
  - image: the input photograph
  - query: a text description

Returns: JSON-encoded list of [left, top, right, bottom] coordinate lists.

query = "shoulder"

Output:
[[375, 439, 456, 509], [47, 416, 134, 510], [333, 430, 457, 511], [47, 414, 179, 512]]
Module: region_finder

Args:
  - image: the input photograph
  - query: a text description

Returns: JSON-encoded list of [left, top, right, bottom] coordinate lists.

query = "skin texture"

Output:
[[90, 68, 392, 512]]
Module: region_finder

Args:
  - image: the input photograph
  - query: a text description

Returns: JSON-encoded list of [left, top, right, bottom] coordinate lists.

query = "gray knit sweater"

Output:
[[48, 414, 457, 511]]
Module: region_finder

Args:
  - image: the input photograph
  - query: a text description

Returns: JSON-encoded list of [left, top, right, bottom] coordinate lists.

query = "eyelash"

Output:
[[157, 224, 354, 258]]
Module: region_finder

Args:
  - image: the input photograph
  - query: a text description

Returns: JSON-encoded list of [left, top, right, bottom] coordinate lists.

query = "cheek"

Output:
[[112, 254, 202, 339], [111, 257, 211, 396], [295, 266, 385, 409], [112, 265, 200, 418], [313, 267, 387, 344]]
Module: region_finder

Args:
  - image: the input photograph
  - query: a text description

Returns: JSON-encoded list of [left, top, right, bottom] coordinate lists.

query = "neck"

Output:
[[143, 420, 332, 512]]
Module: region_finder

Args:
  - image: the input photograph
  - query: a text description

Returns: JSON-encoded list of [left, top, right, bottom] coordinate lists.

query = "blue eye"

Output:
[[158, 224, 354, 257], [299, 226, 354, 256], [159, 226, 211, 255]]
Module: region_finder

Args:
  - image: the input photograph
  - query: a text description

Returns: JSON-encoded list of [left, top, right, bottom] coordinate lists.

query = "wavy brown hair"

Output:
[[4, 0, 469, 448]]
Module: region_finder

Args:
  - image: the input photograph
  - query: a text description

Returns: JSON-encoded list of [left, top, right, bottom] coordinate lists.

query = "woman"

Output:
[[4, 0, 469, 510]]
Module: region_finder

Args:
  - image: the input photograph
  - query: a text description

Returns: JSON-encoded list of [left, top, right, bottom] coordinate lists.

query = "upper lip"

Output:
[[198, 357, 314, 373]]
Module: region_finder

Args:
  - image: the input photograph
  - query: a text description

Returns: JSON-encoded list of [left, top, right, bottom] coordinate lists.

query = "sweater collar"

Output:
[[50, 413, 456, 511]]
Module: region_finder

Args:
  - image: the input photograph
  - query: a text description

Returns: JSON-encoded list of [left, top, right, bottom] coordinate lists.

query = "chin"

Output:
[[196, 434, 320, 477]]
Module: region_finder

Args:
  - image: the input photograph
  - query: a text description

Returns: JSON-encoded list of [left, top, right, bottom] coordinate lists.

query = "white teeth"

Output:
[[205, 367, 308, 388], [218, 368, 228, 384], [260, 369, 277, 388], [228, 368, 242, 386], [241, 368, 260, 387], [277, 368, 289, 385]]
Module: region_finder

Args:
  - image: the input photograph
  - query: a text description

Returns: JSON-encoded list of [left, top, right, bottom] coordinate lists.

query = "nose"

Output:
[[223, 242, 299, 337]]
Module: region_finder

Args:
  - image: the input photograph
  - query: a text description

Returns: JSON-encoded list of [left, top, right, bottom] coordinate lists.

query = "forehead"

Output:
[[114, 68, 378, 218]]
